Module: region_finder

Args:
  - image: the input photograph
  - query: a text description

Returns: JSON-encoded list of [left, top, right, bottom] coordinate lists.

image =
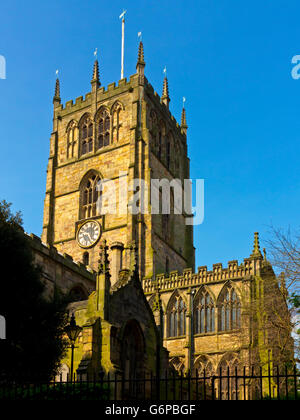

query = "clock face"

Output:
[[77, 221, 101, 248]]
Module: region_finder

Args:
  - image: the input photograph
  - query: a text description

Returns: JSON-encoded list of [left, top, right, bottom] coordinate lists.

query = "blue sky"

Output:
[[0, 0, 300, 271]]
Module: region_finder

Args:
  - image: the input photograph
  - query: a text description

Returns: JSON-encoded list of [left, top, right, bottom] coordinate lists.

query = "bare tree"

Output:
[[265, 225, 300, 363], [266, 225, 300, 293]]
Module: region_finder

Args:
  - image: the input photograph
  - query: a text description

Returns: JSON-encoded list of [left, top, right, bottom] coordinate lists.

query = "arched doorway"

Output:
[[121, 320, 145, 397]]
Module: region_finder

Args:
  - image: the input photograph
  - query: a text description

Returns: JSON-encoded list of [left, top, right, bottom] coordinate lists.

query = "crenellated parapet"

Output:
[[142, 258, 257, 294], [27, 232, 96, 300], [54, 74, 139, 118], [144, 80, 186, 143]]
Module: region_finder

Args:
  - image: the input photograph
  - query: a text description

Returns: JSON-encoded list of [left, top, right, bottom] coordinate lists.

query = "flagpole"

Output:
[[120, 10, 126, 79]]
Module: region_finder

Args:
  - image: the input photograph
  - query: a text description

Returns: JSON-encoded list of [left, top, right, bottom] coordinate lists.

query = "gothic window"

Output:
[[218, 354, 241, 400], [218, 285, 241, 332], [194, 289, 215, 334], [193, 356, 214, 377], [169, 357, 185, 375], [66, 120, 77, 159], [149, 109, 157, 131], [112, 103, 123, 143], [80, 115, 93, 155], [80, 172, 101, 219], [97, 109, 110, 149], [168, 294, 187, 338]]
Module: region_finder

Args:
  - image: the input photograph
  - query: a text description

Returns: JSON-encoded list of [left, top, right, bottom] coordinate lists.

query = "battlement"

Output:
[[54, 70, 185, 142], [142, 258, 255, 294], [27, 233, 96, 280], [144, 80, 185, 141], [56, 74, 139, 116]]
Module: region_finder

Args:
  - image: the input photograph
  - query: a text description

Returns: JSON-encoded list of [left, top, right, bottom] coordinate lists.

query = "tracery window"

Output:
[[218, 354, 241, 400], [169, 357, 185, 374], [168, 294, 187, 338], [194, 289, 215, 334], [81, 172, 101, 219], [149, 109, 157, 131], [97, 109, 110, 149], [218, 285, 241, 332], [112, 103, 123, 143], [80, 115, 93, 155], [193, 356, 214, 377], [67, 121, 77, 159]]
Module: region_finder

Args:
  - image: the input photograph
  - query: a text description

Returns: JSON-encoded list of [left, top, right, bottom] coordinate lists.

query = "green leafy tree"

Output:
[[0, 200, 69, 382]]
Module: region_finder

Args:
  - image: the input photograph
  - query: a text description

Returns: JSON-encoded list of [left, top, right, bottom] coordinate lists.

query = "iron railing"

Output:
[[0, 366, 298, 400]]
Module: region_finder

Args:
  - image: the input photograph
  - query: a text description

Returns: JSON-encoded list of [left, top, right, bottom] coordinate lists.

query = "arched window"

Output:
[[193, 356, 214, 377], [149, 109, 157, 131], [218, 285, 241, 332], [218, 354, 241, 400], [97, 109, 110, 149], [80, 115, 93, 155], [169, 356, 185, 374], [80, 172, 101, 219], [194, 289, 215, 334], [168, 294, 187, 338], [112, 103, 123, 143], [66, 120, 77, 159]]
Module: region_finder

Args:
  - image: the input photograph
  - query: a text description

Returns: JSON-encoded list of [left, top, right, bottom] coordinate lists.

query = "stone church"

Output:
[[30, 41, 292, 392]]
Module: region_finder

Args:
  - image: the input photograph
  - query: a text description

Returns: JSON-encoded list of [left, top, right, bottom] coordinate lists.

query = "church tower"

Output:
[[42, 43, 194, 282]]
